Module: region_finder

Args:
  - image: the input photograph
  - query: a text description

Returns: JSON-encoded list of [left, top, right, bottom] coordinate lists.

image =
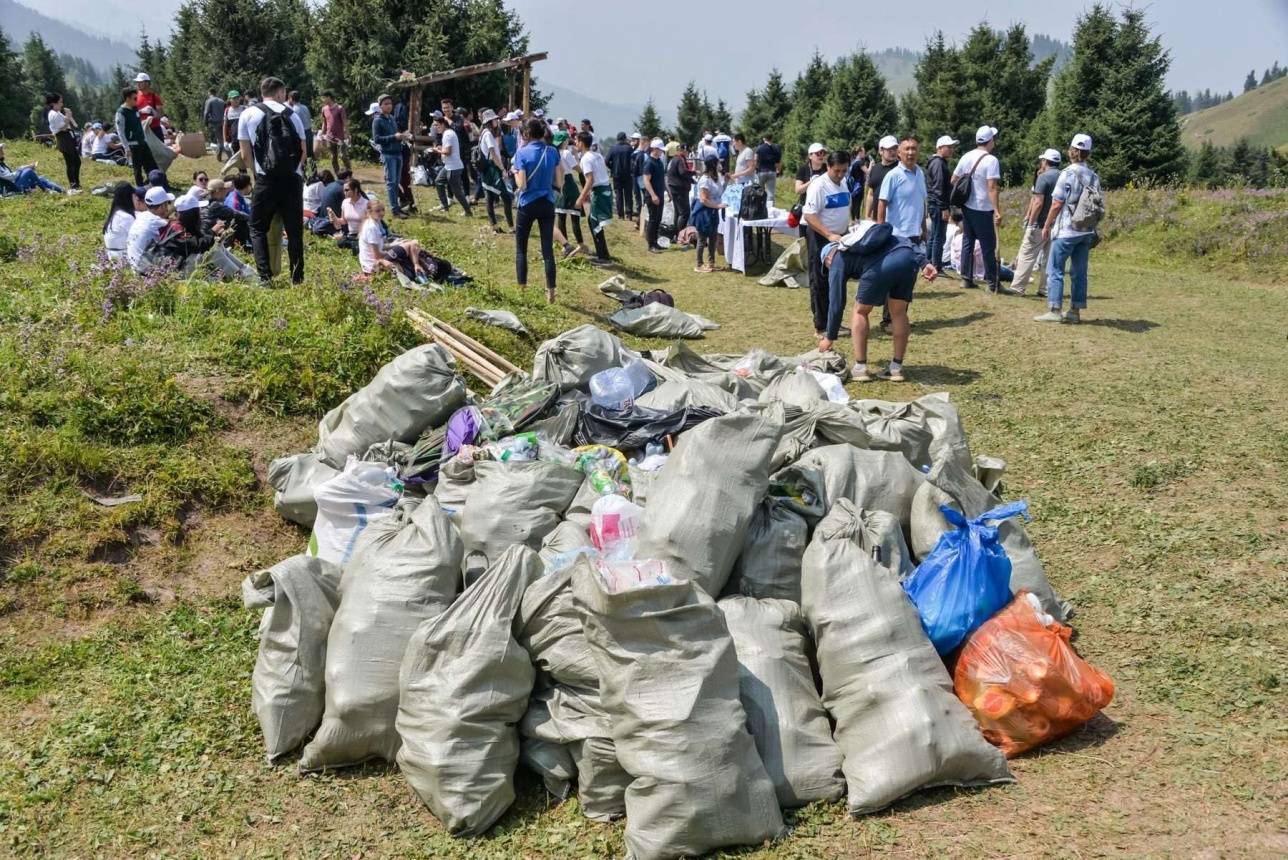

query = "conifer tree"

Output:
[[674, 81, 705, 146], [636, 98, 665, 140], [0, 28, 29, 136], [815, 51, 897, 155], [781, 50, 832, 171]]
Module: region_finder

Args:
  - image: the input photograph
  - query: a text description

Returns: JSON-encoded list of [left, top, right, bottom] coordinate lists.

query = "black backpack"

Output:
[[254, 103, 301, 179], [740, 183, 769, 221], [949, 153, 983, 208], [470, 145, 485, 170]]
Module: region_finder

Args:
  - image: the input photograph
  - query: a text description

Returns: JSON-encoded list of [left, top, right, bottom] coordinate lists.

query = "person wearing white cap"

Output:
[[951, 124, 1003, 291], [1011, 148, 1063, 296], [160, 192, 255, 280], [864, 134, 899, 222], [697, 132, 718, 164], [641, 137, 667, 253], [126, 186, 174, 272], [478, 108, 515, 231], [794, 142, 830, 325], [925, 135, 958, 274], [134, 72, 164, 140], [1036, 134, 1100, 324]]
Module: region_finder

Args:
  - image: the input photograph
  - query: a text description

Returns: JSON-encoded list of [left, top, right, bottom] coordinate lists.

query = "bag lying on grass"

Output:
[[609, 303, 715, 339], [242, 554, 343, 763], [793, 444, 926, 529], [903, 501, 1028, 655], [910, 454, 1068, 622], [459, 459, 582, 569], [300, 499, 463, 772], [801, 501, 1013, 815], [307, 458, 400, 564], [955, 592, 1114, 757], [726, 499, 809, 602], [268, 452, 339, 528], [634, 378, 740, 413], [635, 404, 785, 596], [758, 236, 806, 288], [573, 557, 784, 858], [533, 325, 629, 391], [465, 306, 527, 334], [720, 596, 844, 807], [397, 545, 540, 836], [315, 344, 466, 469], [522, 685, 630, 822]]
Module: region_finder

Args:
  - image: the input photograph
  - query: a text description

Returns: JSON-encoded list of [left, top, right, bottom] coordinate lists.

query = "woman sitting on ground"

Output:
[[0, 142, 66, 195], [102, 182, 146, 260], [202, 178, 251, 248], [329, 177, 369, 253], [154, 192, 255, 280]]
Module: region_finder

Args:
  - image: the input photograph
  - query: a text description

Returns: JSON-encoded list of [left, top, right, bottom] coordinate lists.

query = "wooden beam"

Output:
[[390, 52, 548, 90], [522, 63, 531, 115]]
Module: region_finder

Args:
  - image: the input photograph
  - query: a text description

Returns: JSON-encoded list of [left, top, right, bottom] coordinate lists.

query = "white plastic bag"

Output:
[[808, 370, 850, 404], [307, 458, 400, 564], [588, 494, 644, 559]]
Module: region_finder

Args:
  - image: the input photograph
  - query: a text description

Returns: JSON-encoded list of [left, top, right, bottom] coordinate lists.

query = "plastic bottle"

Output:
[[589, 367, 636, 411]]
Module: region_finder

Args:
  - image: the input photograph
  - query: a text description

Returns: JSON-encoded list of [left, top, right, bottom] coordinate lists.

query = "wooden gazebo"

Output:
[[390, 51, 547, 143]]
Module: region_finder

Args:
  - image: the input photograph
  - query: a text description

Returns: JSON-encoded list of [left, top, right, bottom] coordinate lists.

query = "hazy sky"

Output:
[[33, 0, 1288, 107]]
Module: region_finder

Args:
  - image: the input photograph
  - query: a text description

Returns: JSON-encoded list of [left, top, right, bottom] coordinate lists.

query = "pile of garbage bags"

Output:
[[254, 324, 1112, 857]]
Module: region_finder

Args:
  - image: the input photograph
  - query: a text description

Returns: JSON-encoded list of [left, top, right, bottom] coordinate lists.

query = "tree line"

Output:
[[1244, 62, 1286, 93]]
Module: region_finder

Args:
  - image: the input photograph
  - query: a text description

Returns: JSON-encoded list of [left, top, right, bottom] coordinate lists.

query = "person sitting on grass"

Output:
[[949, 209, 1015, 282], [126, 186, 175, 272], [203, 179, 251, 248], [228, 173, 252, 216], [0, 142, 66, 195], [328, 177, 369, 253], [103, 182, 146, 259], [355, 199, 430, 282], [159, 193, 256, 280]]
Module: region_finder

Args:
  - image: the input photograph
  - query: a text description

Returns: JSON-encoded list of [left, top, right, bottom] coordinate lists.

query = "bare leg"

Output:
[[887, 298, 910, 363], [851, 304, 873, 363]]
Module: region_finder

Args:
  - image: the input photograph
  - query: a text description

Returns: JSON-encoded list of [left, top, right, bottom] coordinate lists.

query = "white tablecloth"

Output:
[[721, 207, 797, 272]]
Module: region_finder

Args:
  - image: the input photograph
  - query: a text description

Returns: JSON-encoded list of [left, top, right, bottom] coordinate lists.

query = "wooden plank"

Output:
[[390, 52, 548, 90], [522, 63, 531, 115]]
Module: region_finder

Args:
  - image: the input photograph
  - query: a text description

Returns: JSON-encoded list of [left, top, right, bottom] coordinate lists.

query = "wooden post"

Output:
[[522, 63, 531, 115], [408, 87, 422, 135], [508, 70, 515, 113]]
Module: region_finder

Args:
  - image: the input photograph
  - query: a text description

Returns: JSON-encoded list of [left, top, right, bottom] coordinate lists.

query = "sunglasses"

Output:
[[196, 176, 209, 183]]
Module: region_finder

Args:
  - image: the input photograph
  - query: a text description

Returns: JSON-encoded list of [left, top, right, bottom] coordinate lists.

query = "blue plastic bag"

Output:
[[903, 500, 1030, 655]]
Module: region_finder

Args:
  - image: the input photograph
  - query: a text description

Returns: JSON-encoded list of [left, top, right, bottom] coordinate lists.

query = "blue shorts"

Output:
[[856, 245, 917, 306]]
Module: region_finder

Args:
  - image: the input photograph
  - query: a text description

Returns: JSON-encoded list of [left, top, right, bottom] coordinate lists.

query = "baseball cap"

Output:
[[144, 187, 174, 206], [649, 137, 664, 150], [878, 134, 898, 150], [134, 72, 150, 83], [935, 134, 959, 148], [1071, 133, 1093, 151], [364, 102, 380, 116], [702, 133, 713, 142], [807, 142, 827, 155], [1040, 148, 1063, 163], [976, 125, 999, 143], [629, 131, 641, 140], [552, 130, 569, 146], [533, 109, 545, 118], [430, 109, 444, 120], [174, 193, 200, 213], [147, 169, 167, 186], [91, 122, 103, 130], [227, 89, 240, 99]]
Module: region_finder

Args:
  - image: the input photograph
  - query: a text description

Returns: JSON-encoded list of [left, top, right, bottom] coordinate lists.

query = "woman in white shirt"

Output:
[[356, 198, 428, 280], [329, 178, 370, 252], [691, 156, 727, 273], [102, 182, 144, 259], [45, 93, 81, 190]]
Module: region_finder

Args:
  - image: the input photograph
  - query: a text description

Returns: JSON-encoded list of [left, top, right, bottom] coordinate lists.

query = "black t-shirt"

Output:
[[641, 155, 666, 201], [755, 142, 780, 172], [796, 162, 824, 205], [865, 160, 895, 219], [666, 154, 692, 191]]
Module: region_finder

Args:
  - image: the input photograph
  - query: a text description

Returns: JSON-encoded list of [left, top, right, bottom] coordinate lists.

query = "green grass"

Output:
[[1181, 75, 1288, 153], [0, 141, 1285, 857]]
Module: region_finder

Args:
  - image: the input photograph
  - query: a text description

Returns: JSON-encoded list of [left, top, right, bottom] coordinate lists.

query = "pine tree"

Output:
[[711, 98, 733, 133], [1172, 90, 1192, 115], [1261, 68, 1272, 87], [781, 51, 832, 171], [698, 91, 716, 132], [906, 32, 974, 148], [739, 86, 766, 140], [0, 28, 29, 136], [990, 24, 1055, 184], [674, 81, 705, 146], [22, 34, 74, 132], [760, 69, 790, 131], [1243, 70, 1258, 92], [815, 51, 897, 155], [1189, 140, 1223, 188], [636, 98, 665, 140]]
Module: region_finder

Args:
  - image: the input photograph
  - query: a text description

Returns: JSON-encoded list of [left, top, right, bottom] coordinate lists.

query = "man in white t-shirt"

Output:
[[574, 131, 614, 265], [237, 76, 307, 284], [951, 124, 1003, 291], [802, 150, 854, 337], [432, 115, 473, 215], [729, 133, 757, 183]]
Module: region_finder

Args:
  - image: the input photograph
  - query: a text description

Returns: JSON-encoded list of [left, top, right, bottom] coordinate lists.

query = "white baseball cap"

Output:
[[134, 72, 151, 83], [144, 187, 174, 206], [174, 193, 200, 213], [1071, 133, 1093, 151], [878, 134, 899, 150], [533, 108, 545, 118], [364, 102, 380, 116], [629, 131, 641, 140], [702, 133, 713, 142], [91, 122, 103, 130], [935, 135, 959, 148], [807, 142, 827, 155], [976, 125, 999, 143], [650, 137, 664, 150], [1040, 148, 1063, 163]]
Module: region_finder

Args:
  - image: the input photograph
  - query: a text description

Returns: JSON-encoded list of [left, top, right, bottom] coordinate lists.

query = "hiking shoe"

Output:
[[852, 363, 872, 382], [1062, 309, 1081, 324], [999, 285, 1023, 296], [1033, 310, 1063, 322], [878, 365, 906, 382]]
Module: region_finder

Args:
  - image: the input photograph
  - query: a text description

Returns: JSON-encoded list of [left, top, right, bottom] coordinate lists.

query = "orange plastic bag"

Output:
[[954, 591, 1114, 757]]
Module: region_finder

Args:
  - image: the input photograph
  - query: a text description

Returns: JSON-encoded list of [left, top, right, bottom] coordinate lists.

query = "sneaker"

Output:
[[852, 363, 872, 382], [962, 280, 979, 290], [999, 285, 1023, 296], [1062, 309, 1081, 324], [648, 246, 664, 254], [588, 257, 613, 268], [1036, 288, 1048, 298], [878, 365, 906, 382], [1033, 310, 1063, 322]]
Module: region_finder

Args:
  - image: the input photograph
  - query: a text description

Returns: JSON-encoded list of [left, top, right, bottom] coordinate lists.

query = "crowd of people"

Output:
[[5, 68, 1104, 373]]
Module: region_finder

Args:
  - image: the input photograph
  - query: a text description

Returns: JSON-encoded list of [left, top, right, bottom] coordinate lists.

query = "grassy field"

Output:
[[1181, 75, 1288, 154], [0, 142, 1285, 858]]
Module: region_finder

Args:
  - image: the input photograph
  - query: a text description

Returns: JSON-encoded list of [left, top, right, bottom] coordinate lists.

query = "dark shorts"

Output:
[[856, 245, 916, 306]]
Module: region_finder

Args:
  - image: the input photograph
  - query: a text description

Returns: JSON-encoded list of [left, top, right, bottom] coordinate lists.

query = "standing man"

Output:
[[574, 131, 614, 266], [370, 94, 411, 219], [754, 133, 781, 205], [878, 136, 928, 245], [116, 86, 156, 186], [801, 150, 852, 340], [630, 133, 647, 222], [606, 132, 636, 220], [45, 94, 81, 191], [925, 135, 957, 274], [952, 125, 1003, 291], [134, 73, 163, 140], [319, 91, 350, 173], [238, 76, 307, 284], [713, 130, 732, 173], [666, 140, 695, 233], [224, 91, 245, 157], [865, 135, 899, 220], [203, 88, 227, 159], [641, 137, 667, 253], [1036, 134, 1100, 324], [729, 133, 757, 184], [432, 115, 473, 215], [287, 91, 313, 161], [795, 142, 828, 333], [1013, 148, 1062, 297]]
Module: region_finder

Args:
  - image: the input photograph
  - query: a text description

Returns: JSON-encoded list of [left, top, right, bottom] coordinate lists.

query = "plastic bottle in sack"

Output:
[[589, 358, 654, 411], [588, 493, 644, 558]]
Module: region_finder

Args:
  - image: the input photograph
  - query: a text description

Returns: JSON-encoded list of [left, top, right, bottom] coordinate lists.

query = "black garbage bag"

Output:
[[572, 394, 723, 452]]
